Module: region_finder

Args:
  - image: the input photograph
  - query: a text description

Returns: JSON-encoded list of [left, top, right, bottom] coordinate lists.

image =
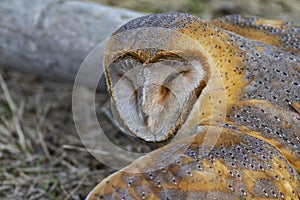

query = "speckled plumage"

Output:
[[87, 13, 300, 199]]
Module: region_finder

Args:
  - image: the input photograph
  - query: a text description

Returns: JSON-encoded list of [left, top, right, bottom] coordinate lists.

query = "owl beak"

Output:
[[136, 84, 165, 137]]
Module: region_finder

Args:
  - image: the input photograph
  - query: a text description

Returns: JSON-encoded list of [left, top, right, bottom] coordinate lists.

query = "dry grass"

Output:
[[0, 0, 299, 199], [0, 68, 113, 199]]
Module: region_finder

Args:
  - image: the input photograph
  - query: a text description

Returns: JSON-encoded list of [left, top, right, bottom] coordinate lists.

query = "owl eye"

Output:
[[107, 56, 142, 85], [164, 69, 191, 85], [165, 71, 180, 84]]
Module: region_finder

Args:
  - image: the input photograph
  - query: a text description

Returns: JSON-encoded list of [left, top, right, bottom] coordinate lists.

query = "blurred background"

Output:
[[88, 0, 300, 22], [0, 0, 299, 199]]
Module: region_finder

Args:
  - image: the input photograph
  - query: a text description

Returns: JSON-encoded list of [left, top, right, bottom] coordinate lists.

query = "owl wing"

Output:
[[211, 15, 300, 56], [86, 127, 300, 200]]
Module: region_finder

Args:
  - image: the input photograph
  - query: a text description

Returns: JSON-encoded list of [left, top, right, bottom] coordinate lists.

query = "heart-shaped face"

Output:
[[102, 18, 216, 142], [105, 47, 208, 142]]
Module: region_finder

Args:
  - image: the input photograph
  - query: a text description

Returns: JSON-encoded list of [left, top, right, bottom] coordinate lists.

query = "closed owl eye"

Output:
[[164, 69, 192, 85], [147, 54, 194, 86], [107, 56, 142, 86]]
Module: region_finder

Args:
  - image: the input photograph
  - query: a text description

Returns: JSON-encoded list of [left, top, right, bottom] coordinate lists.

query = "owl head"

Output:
[[104, 13, 213, 142]]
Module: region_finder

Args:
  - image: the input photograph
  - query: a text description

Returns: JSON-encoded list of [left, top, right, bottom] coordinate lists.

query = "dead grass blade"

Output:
[[0, 73, 26, 151], [36, 103, 52, 160]]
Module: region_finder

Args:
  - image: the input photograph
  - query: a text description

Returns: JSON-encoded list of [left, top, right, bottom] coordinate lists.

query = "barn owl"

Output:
[[87, 13, 300, 199]]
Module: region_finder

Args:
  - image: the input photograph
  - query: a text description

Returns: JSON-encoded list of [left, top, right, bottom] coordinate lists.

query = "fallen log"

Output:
[[0, 0, 144, 89]]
